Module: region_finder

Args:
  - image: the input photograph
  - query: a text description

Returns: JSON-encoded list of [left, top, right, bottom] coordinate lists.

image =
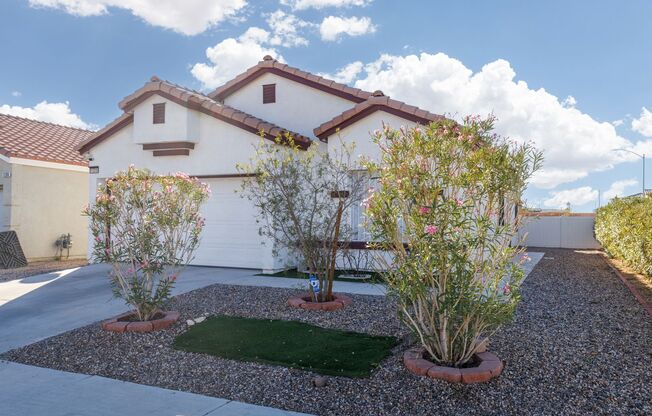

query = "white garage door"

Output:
[[191, 178, 263, 269]]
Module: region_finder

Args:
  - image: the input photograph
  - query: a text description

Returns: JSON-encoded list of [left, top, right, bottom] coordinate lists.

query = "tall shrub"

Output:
[[596, 196, 652, 278], [237, 136, 365, 302], [85, 167, 210, 321], [364, 116, 542, 366]]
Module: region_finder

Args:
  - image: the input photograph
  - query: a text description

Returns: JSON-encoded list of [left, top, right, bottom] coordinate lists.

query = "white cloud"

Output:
[[0, 101, 93, 129], [266, 10, 314, 47], [631, 107, 652, 137], [603, 178, 638, 200], [191, 27, 284, 90], [28, 0, 247, 36], [11, 91, 22, 97], [344, 52, 648, 189], [543, 186, 598, 209], [319, 61, 364, 84], [612, 119, 624, 127], [561, 95, 576, 108], [319, 16, 376, 41], [281, 0, 372, 10]]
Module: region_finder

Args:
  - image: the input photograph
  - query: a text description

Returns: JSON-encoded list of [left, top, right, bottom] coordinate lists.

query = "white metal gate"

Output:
[[517, 214, 601, 249]]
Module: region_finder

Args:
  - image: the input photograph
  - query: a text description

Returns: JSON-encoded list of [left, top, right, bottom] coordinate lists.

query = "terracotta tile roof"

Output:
[[313, 90, 446, 141], [209, 55, 373, 103], [0, 113, 91, 166], [77, 77, 312, 153]]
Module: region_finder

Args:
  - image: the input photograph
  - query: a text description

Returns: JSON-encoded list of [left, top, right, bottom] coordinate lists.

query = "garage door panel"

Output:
[[191, 178, 263, 268]]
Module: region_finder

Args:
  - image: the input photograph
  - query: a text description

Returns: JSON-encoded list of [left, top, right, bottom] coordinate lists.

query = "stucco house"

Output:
[[76, 55, 443, 272], [0, 114, 91, 261]]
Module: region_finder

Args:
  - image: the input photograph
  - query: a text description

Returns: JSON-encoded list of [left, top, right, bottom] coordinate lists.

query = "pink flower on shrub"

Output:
[[424, 225, 438, 235], [169, 274, 177, 282], [418, 206, 430, 215], [503, 284, 511, 295], [455, 198, 464, 207]]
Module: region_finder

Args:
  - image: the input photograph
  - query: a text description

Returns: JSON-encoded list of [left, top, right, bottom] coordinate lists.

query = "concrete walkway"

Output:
[[0, 360, 309, 416]]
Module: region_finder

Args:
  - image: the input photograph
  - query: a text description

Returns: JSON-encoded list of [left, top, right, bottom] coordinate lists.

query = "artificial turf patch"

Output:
[[172, 315, 398, 378]]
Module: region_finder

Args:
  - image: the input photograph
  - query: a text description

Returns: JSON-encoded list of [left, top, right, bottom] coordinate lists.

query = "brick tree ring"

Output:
[[403, 347, 504, 384], [287, 293, 353, 311], [101, 310, 181, 333]]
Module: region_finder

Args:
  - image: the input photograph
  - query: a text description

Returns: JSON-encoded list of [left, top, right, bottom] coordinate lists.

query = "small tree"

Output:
[[238, 136, 365, 302], [85, 167, 210, 321], [365, 116, 542, 366]]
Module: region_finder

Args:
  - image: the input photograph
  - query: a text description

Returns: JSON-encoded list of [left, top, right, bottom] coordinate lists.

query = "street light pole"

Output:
[[613, 149, 646, 196]]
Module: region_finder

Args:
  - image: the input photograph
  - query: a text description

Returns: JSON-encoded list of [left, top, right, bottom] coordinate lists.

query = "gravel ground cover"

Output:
[[3, 248, 651, 415], [0, 259, 88, 282]]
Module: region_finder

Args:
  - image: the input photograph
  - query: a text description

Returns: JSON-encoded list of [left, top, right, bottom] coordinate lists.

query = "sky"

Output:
[[1, 0, 651, 212]]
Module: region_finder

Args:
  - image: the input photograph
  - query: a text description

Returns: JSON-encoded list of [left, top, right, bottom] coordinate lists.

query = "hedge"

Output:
[[595, 196, 652, 280]]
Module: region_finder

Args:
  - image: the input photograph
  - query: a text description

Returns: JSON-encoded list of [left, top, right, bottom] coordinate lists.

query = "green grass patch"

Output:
[[256, 268, 384, 284], [173, 315, 398, 378]]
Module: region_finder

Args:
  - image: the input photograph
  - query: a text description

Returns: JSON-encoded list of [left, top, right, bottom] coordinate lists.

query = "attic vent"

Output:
[[262, 84, 276, 104], [153, 103, 166, 124]]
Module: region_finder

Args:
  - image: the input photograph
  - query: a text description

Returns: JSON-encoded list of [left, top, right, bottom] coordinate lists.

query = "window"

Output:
[[152, 103, 166, 124], [262, 84, 276, 104], [350, 172, 378, 241]]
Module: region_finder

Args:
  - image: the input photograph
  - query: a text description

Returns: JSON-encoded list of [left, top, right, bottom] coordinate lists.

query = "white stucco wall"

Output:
[[223, 72, 356, 140], [326, 110, 419, 166], [132, 95, 200, 144]]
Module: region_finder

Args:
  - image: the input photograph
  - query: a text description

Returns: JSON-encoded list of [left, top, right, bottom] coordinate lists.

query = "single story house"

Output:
[[0, 113, 91, 261], [76, 56, 443, 272]]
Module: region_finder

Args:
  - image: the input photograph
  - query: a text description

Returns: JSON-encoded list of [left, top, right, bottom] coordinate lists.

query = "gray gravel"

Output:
[[3, 248, 651, 415]]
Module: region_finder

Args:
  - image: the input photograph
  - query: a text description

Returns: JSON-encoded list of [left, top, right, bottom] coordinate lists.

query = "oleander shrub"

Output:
[[84, 167, 210, 321], [595, 196, 652, 279], [364, 116, 542, 367]]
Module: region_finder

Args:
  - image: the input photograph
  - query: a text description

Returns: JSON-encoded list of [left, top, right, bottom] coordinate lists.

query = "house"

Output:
[[76, 55, 443, 272], [0, 114, 91, 261]]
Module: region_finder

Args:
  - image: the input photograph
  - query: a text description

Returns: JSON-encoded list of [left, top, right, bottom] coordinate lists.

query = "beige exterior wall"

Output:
[[0, 159, 13, 232], [8, 163, 88, 260]]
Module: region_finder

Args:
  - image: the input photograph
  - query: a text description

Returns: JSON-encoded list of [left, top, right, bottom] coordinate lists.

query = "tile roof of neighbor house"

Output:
[[76, 77, 312, 153], [209, 55, 373, 103], [313, 90, 446, 140], [0, 113, 91, 166]]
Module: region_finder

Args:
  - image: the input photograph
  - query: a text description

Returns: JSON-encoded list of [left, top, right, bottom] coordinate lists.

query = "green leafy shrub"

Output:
[[364, 116, 542, 367], [84, 167, 210, 321], [595, 196, 652, 279]]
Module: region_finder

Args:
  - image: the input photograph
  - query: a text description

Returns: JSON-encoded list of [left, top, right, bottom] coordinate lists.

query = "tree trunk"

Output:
[[327, 199, 345, 301]]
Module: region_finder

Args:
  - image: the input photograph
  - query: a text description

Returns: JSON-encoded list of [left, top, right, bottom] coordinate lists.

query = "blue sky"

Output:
[[1, 0, 651, 211]]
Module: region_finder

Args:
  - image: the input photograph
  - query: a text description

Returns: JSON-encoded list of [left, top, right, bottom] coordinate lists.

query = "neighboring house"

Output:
[[76, 55, 443, 272], [0, 114, 91, 261]]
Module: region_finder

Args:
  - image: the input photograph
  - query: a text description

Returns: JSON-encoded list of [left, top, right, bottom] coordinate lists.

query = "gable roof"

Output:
[[0, 113, 91, 166], [76, 77, 312, 153], [209, 55, 373, 103], [313, 91, 445, 140]]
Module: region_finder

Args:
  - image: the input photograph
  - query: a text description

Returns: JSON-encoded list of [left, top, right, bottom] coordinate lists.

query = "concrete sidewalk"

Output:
[[0, 360, 309, 416]]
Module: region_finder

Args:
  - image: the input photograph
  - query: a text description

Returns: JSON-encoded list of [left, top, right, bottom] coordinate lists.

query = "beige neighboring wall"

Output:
[[8, 163, 88, 260]]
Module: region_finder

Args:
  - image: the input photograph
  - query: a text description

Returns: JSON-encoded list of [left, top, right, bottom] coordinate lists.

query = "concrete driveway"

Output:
[[0, 264, 259, 353]]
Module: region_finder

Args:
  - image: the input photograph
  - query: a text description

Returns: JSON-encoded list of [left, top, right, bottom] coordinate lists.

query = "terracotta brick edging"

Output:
[[600, 253, 652, 316], [101, 310, 180, 333], [287, 294, 353, 311], [403, 347, 504, 384]]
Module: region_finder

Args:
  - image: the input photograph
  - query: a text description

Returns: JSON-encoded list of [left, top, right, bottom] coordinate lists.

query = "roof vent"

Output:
[[372, 90, 385, 97], [262, 55, 275, 61], [150, 75, 161, 82]]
